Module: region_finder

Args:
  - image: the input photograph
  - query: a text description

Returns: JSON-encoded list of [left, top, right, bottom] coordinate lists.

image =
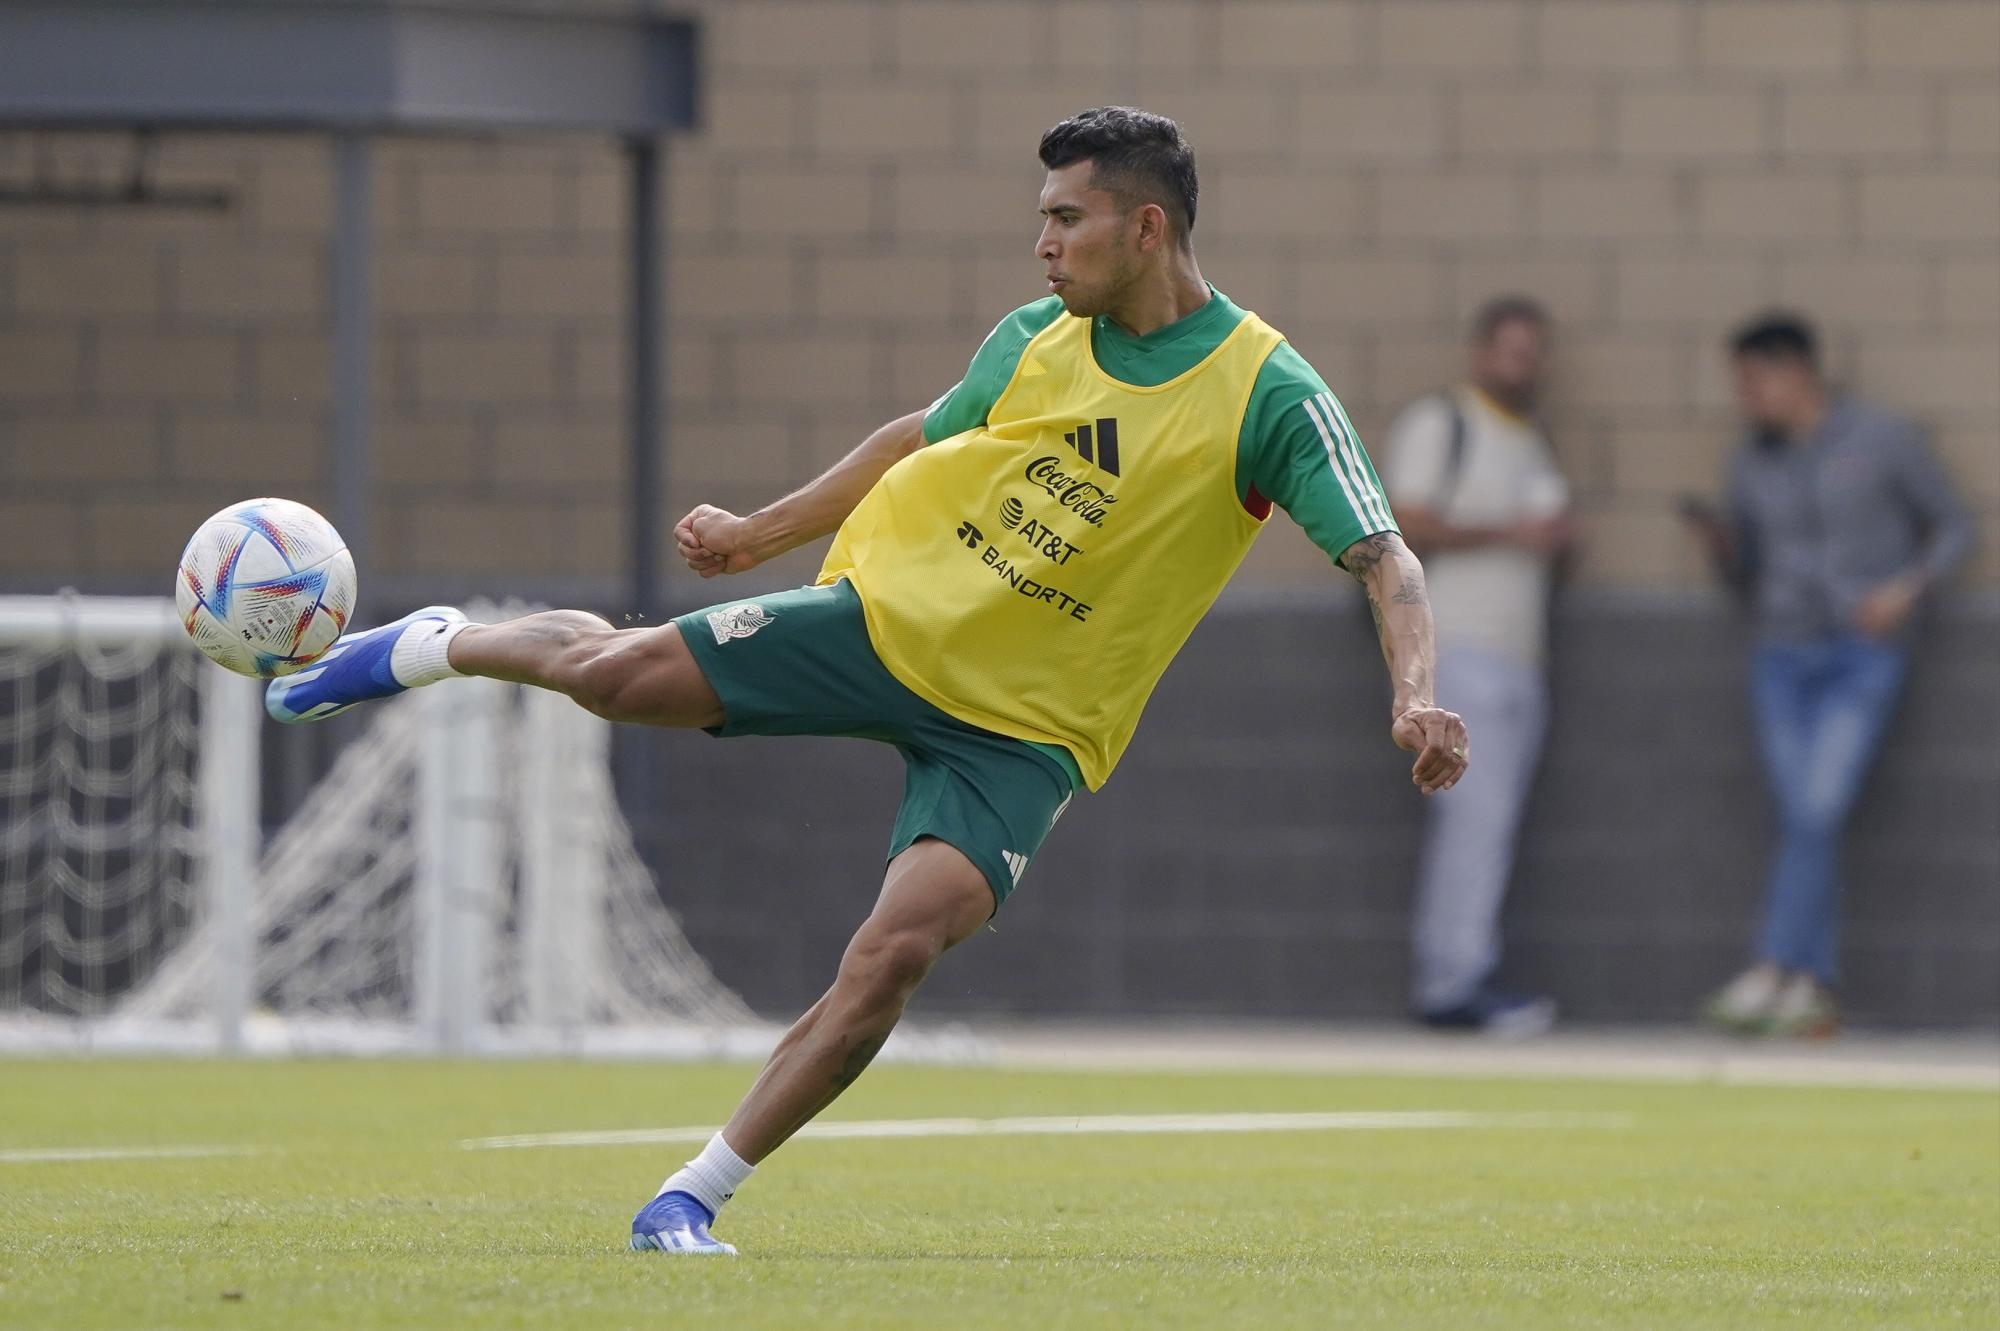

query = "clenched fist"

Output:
[[675, 506, 763, 579], [1392, 705, 1469, 795]]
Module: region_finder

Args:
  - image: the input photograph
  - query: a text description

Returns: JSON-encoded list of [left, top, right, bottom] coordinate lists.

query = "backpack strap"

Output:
[[1432, 388, 1469, 511]]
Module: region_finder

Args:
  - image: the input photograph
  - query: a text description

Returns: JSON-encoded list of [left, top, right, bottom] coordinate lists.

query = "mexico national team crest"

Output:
[[707, 602, 774, 644]]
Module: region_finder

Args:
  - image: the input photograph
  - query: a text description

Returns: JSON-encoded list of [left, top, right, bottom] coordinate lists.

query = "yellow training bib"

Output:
[[820, 310, 1284, 789]]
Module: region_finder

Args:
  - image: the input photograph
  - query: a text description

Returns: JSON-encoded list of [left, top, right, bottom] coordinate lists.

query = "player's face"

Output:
[[1470, 317, 1548, 408], [1035, 161, 1144, 318]]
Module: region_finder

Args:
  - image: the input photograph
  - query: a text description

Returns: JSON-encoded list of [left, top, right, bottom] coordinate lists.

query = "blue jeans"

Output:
[[1750, 634, 1909, 982]]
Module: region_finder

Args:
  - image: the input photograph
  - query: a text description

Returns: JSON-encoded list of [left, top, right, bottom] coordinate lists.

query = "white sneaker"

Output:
[[1766, 974, 1839, 1039], [1702, 965, 1782, 1033]]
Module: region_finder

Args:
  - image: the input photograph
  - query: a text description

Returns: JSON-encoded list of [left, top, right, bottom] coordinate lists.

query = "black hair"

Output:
[[1729, 311, 1819, 369], [1038, 106, 1198, 246], [1470, 294, 1551, 343]]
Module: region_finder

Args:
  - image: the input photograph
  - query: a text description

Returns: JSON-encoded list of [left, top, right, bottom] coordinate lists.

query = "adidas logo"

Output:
[[1001, 850, 1028, 885], [1062, 418, 1121, 475]]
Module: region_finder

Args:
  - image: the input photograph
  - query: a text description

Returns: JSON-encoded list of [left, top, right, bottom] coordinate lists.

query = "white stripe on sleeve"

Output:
[[1301, 394, 1369, 522], [1302, 394, 1393, 532], [1319, 392, 1395, 530]]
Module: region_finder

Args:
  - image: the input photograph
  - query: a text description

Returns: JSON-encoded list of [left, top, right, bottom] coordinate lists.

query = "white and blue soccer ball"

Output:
[[175, 498, 359, 678]]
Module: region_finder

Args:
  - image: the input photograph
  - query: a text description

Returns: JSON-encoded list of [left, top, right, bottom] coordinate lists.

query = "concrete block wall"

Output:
[[0, 129, 637, 586], [1, 0, 1995, 599]]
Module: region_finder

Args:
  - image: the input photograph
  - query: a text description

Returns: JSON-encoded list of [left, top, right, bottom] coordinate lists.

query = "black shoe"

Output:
[[1418, 990, 1557, 1039]]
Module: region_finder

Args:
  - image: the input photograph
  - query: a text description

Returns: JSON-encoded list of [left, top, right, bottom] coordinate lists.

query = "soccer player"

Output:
[[267, 107, 1468, 1255]]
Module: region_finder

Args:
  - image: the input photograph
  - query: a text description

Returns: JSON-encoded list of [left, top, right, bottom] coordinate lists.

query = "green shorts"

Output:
[[672, 581, 1076, 909]]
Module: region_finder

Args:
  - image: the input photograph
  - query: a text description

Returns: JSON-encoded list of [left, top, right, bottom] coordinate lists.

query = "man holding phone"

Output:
[[1682, 312, 1972, 1037]]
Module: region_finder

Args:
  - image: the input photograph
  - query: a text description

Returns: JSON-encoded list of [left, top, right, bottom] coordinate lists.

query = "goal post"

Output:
[[518, 685, 606, 1037], [414, 677, 506, 1054], [196, 644, 261, 1054]]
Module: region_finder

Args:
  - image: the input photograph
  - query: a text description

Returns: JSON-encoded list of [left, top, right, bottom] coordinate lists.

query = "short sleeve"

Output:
[[1239, 342, 1399, 568], [922, 298, 1066, 444]]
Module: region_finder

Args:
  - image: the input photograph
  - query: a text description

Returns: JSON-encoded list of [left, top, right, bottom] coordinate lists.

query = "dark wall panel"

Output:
[[632, 598, 2000, 1029]]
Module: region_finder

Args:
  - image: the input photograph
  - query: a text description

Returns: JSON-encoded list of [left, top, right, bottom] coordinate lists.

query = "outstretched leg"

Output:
[[451, 613, 723, 728], [266, 604, 722, 730], [633, 838, 994, 1254]]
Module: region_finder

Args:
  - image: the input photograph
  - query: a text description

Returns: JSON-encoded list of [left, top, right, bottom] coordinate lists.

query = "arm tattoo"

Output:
[[1339, 532, 1398, 580], [1341, 534, 1427, 606], [1341, 533, 1432, 677], [832, 1034, 887, 1089]]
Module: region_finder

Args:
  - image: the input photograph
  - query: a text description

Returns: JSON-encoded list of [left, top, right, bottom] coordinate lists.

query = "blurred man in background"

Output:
[[1378, 296, 1572, 1036], [1684, 312, 1972, 1037]]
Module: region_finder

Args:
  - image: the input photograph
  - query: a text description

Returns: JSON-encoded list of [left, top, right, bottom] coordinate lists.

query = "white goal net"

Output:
[[0, 594, 767, 1057]]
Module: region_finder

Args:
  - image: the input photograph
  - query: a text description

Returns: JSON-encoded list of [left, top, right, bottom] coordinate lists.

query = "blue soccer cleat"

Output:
[[264, 605, 467, 724], [630, 1191, 738, 1256]]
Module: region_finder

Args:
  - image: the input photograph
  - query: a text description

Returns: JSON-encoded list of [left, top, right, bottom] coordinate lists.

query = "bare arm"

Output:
[[1338, 531, 1468, 795], [678, 410, 929, 577]]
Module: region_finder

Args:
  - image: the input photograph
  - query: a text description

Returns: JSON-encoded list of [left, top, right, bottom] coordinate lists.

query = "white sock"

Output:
[[656, 1132, 755, 1218], [388, 618, 469, 688]]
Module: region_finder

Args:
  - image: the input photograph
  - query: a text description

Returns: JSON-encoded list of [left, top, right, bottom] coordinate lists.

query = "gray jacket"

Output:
[[1727, 396, 1973, 643]]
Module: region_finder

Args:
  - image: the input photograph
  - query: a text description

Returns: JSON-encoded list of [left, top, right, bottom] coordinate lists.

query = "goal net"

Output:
[[0, 598, 207, 1022], [0, 594, 768, 1057]]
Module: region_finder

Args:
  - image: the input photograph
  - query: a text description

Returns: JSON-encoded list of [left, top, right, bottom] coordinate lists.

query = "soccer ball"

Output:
[[175, 498, 358, 678]]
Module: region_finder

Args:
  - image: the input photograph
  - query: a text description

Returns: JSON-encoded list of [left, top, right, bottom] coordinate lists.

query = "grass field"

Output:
[[1, 1058, 1995, 1330]]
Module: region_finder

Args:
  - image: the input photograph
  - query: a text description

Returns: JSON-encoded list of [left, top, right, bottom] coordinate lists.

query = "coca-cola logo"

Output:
[[1023, 456, 1117, 527]]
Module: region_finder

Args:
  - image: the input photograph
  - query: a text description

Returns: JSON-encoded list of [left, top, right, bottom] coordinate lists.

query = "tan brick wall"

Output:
[[2, 0, 1995, 594]]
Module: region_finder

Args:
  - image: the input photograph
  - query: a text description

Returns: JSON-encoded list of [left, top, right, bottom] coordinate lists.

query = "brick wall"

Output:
[[0, 129, 636, 588], [2, 0, 1994, 598]]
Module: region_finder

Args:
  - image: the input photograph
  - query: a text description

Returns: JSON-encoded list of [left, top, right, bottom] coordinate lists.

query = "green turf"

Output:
[[0, 1058, 1994, 1330]]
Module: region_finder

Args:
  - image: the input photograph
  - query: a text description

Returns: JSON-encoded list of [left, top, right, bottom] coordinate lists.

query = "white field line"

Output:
[[0, 1144, 261, 1165], [461, 1109, 1629, 1152]]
